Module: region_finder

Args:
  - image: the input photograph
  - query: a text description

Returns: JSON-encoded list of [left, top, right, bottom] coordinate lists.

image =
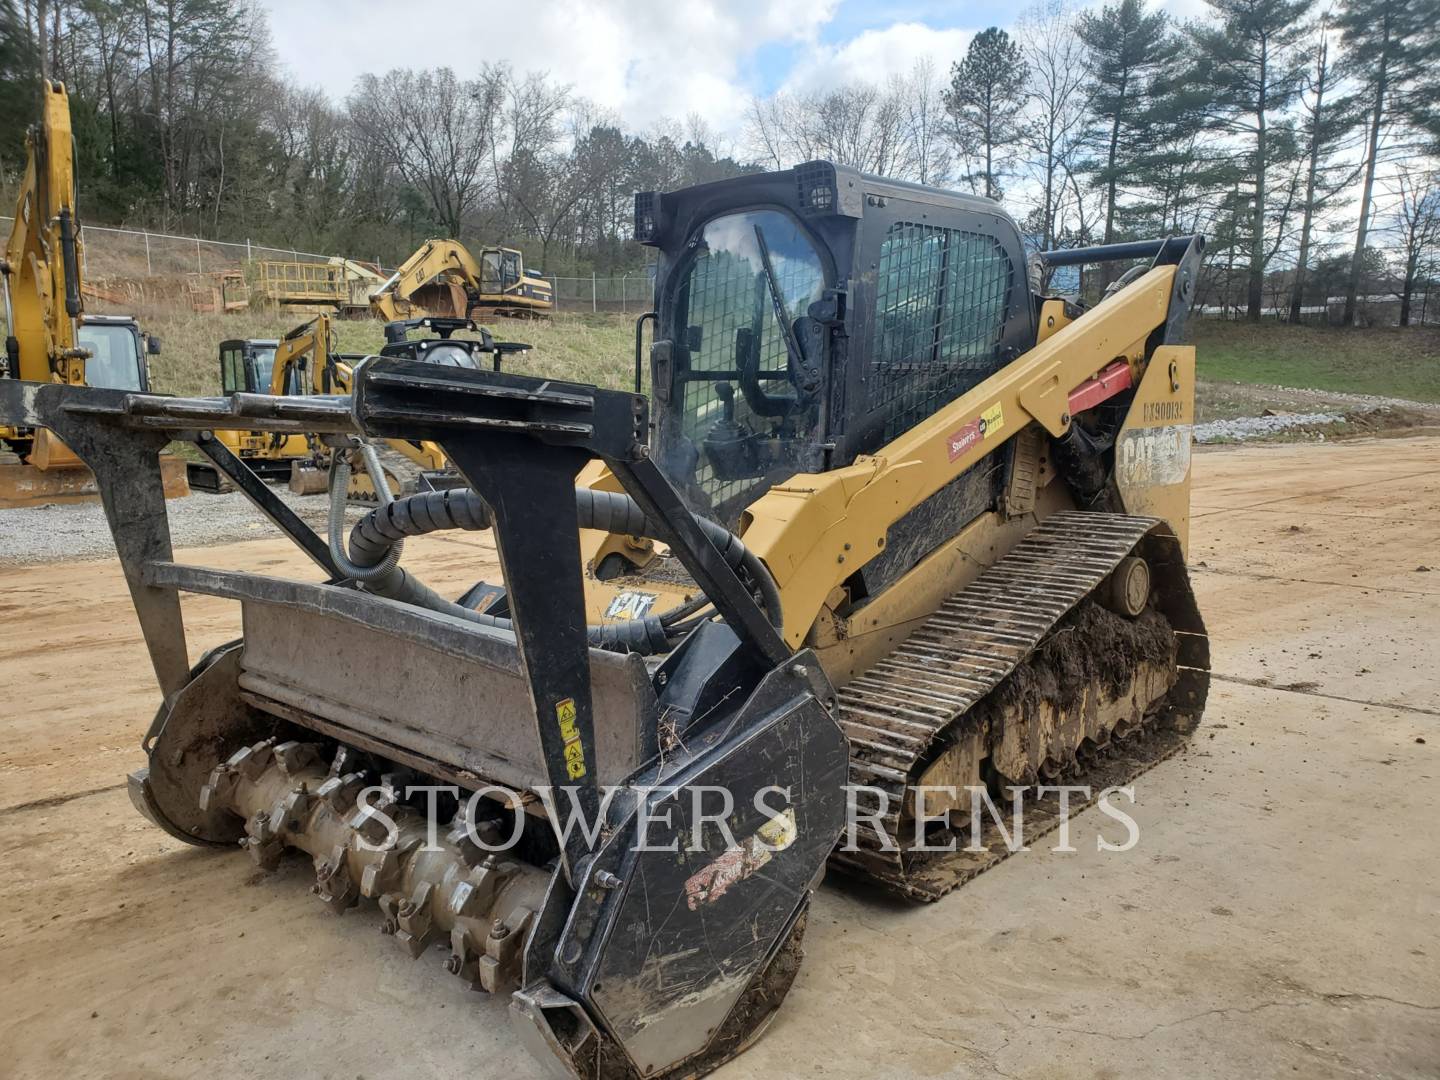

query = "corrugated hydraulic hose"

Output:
[[327, 451, 401, 582], [337, 481, 783, 654]]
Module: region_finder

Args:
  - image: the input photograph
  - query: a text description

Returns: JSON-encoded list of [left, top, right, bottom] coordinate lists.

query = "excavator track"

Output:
[[345, 445, 447, 503], [829, 511, 1209, 901]]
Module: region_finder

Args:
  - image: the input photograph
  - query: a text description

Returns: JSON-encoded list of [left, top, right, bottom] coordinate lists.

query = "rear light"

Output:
[[795, 161, 837, 215], [634, 192, 659, 243]]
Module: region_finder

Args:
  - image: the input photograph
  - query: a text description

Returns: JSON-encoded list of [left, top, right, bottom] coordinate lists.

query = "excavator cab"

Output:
[[219, 338, 291, 396], [474, 245, 553, 315], [76, 315, 155, 392], [479, 247, 521, 293], [635, 162, 1034, 528]]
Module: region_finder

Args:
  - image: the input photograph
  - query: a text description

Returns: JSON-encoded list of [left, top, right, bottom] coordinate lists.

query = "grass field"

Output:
[[123, 304, 639, 397], [8, 301, 1438, 413], [1192, 319, 1440, 403]]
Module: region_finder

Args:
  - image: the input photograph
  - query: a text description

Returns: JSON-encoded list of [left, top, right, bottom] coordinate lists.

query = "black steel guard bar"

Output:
[[1039, 235, 1201, 268], [348, 356, 794, 882], [0, 377, 355, 698]]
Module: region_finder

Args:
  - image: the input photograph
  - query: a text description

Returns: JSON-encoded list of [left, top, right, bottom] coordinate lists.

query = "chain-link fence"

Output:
[[1196, 292, 1440, 326], [0, 216, 366, 279], [550, 273, 655, 314], [4, 215, 658, 317]]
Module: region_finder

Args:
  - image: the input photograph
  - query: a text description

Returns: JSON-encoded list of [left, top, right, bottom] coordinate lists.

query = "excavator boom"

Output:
[[0, 81, 182, 507]]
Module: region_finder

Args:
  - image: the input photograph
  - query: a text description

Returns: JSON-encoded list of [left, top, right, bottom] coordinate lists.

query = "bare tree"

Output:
[[1390, 164, 1440, 325], [348, 66, 503, 238], [487, 66, 571, 223], [1017, 1, 1089, 247], [746, 82, 917, 178], [892, 59, 952, 185]]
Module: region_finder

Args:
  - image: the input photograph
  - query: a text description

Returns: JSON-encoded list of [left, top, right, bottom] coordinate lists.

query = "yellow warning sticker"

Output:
[[555, 697, 587, 779], [557, 697, 577, 733], [980, 403, 1004, 439]]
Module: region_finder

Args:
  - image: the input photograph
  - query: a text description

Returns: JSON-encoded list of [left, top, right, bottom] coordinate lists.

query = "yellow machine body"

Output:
[[370, 240, 554, 321], [0, 82, 182, 507], [570, 265, 1197, 655]]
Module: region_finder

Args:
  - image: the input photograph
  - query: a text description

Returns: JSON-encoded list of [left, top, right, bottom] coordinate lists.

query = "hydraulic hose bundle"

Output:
[[327, 446, 782, 654]]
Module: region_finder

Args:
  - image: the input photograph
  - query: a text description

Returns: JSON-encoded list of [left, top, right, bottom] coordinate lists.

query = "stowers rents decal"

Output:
[[1117, 424, 1192, 487], [947, 403, 1006, 462]]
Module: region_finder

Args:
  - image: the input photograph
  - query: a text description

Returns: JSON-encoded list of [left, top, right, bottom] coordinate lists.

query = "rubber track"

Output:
[[827, 510, 1209, 901]]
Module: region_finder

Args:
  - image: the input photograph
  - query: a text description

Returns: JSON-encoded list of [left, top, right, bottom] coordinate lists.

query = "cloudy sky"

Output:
[[259, 0, 1210, 138]]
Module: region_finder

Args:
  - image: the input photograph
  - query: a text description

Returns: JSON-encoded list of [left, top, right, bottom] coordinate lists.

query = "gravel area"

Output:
[[0, 486, 354, 565], [1230, 383, 1440, 411], [1194, 386, 1440, 443], [4, 382, 1438, 564], [1194, 411, 1345, 443]]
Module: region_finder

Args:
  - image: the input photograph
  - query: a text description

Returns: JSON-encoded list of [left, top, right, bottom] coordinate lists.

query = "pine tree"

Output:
[[1288, 16, 1363, 323], [1075, 0, 1179, 250], [945, 28, 1029, 200], [1335, 0, 1440, 325], [1191, 0, 1313, 321], [0, 0, 37, 174]]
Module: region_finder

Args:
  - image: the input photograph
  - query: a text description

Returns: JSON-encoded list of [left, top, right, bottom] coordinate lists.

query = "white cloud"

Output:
[[259, 0, 1217, 142], [780, 21, 976, 95], [258, 0, 838, 136]]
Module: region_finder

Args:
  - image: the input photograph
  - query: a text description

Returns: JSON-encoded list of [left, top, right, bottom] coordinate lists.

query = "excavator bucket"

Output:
[[0, 428, 189, 507], [0, 365, 848, 1080]]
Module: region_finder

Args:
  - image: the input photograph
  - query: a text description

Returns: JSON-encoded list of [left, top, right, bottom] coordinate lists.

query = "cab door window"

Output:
[[221, 347, 243, 394], [480, 251, 503, 293]]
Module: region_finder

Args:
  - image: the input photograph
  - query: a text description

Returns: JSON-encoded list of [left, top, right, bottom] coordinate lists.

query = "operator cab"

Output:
[[636, 161, 1035, 529], [476, 247, 553, 309], [219, 338, 299, 395], [78, 314, 156, 392], [479, 248, 522, 294]]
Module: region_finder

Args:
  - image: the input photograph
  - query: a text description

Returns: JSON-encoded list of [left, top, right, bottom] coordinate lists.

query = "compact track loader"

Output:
[[0, 161, 1207, 1078]]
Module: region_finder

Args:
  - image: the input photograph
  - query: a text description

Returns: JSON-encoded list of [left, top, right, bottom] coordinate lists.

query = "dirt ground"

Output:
[[1, 437, 1437, 1079]]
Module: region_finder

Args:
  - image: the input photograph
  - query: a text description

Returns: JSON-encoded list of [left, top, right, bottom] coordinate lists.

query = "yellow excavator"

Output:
[[0, 80, 184, 506], [273, 316, 497, 501], [190, 313, 528, 500], [1, 161, 1210, 1079], [370, 239, 554, 321]]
